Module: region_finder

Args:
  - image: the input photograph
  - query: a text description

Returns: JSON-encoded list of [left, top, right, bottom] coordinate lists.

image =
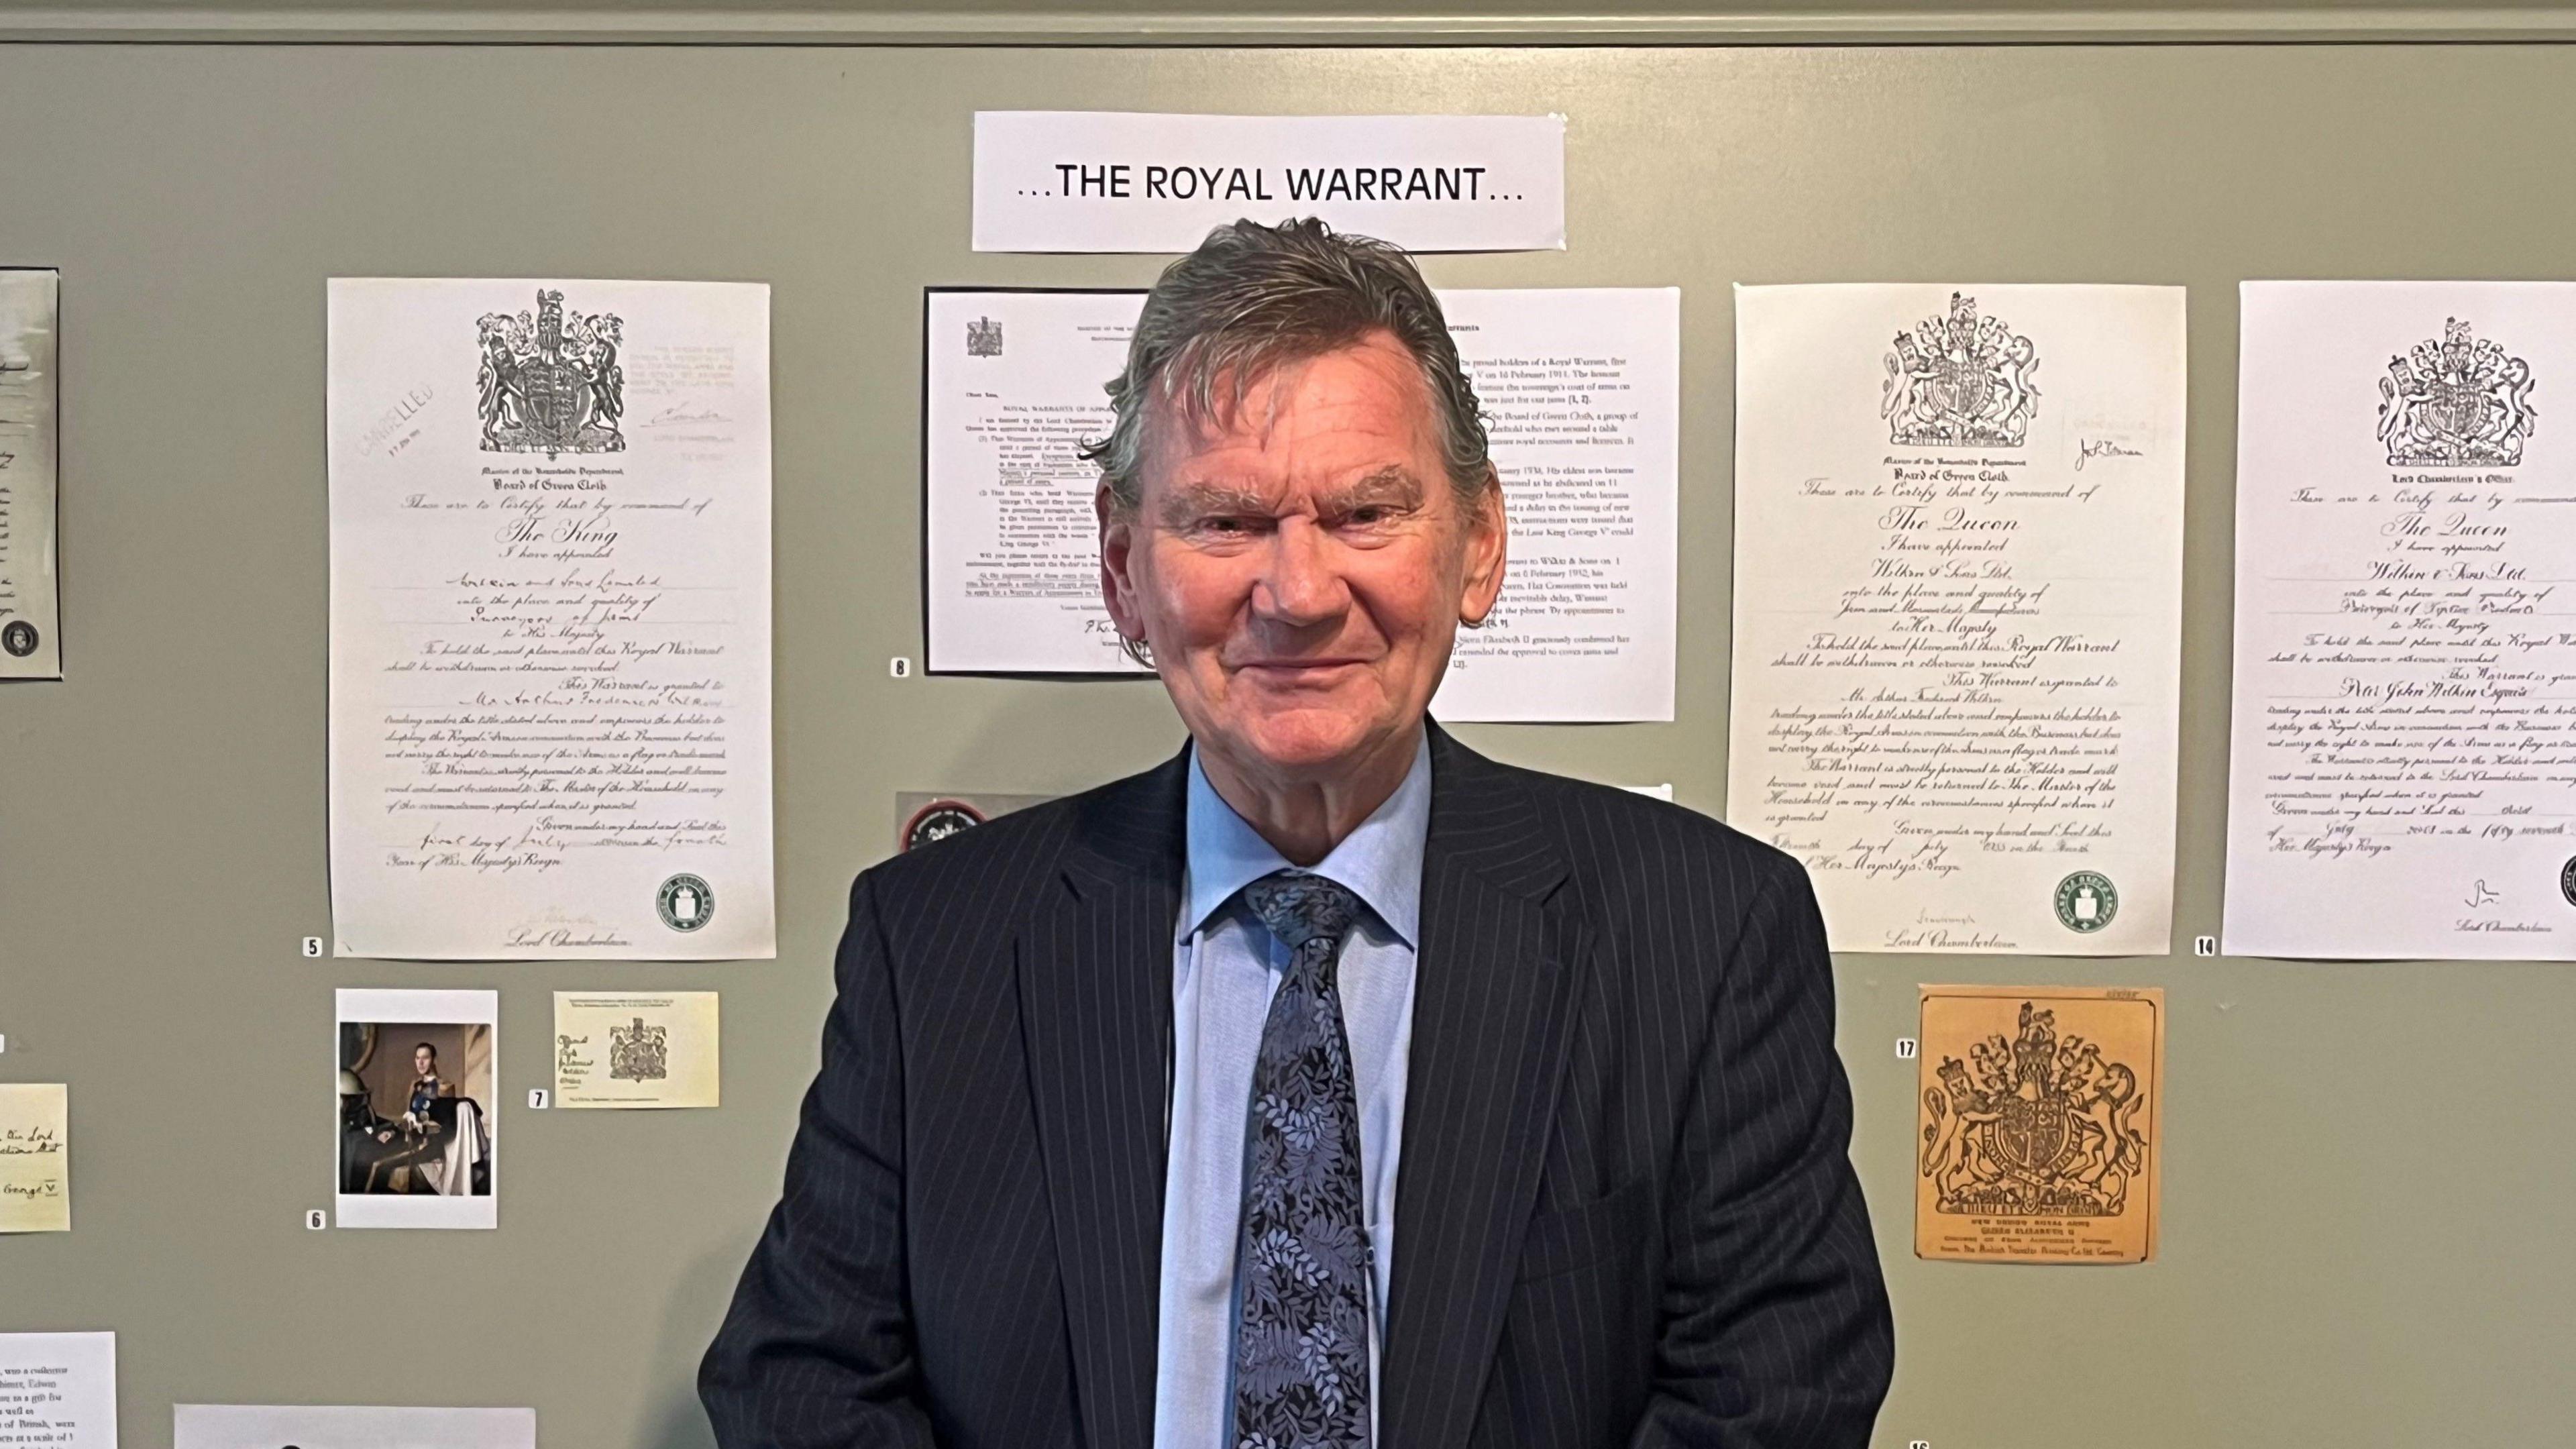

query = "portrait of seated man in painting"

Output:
[[338, 1025, 492, 1197]]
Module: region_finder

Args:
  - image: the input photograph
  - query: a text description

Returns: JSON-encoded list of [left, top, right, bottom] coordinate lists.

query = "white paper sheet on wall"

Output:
[[176, 1405, 535, 1449], [0, 268, 60, 680], [327, 278, 775, 960], [972, 112, 1566, 254], [0, 1332, 116, 1449], [922, 286, 1678, 722], [2225, 282, 2576, 960], [1730, 283, 2188, 955]]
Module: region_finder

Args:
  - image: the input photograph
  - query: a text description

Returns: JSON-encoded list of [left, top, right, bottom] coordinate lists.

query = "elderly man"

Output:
[[702, 219, 1892, 1448]]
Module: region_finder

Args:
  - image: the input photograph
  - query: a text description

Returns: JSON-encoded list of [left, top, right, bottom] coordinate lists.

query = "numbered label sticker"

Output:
[[1894, 1037, 1919, 1060], [889, 656, 913, 679], [301, 936, 324, 958], [1910, 1440, 1932, 1449], [305, 1209, 328, 1230], [2194, 934, 2218, 957], [527, 1089, 550, 1110]]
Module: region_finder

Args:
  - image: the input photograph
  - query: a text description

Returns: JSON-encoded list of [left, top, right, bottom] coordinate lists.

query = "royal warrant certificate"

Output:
[[328, 279, 773, 960]]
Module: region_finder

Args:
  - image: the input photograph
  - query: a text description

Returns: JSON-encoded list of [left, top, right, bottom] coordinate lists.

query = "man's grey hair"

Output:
[[1081, 217, 1495, 517]]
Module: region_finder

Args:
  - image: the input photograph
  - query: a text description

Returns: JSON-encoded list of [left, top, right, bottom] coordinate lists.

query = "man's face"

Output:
[[415, 1047, 435, 1078], [1099, 331, 1507, 780]]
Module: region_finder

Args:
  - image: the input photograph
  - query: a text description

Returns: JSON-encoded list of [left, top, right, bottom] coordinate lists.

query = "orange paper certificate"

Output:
[[1915, 985, 2163, 1264]]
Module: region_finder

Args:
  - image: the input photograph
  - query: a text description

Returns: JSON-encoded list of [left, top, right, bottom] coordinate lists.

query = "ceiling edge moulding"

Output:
[[8, 5, 2576, 46]]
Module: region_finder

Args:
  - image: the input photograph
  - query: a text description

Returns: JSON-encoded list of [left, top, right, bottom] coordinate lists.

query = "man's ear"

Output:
[[1457, 470, 1509, 626], [1097, 479, 1147, 647]]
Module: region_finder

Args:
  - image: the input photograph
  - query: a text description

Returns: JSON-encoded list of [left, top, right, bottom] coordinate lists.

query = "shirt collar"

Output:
[[1179, 731, 1431, 950]]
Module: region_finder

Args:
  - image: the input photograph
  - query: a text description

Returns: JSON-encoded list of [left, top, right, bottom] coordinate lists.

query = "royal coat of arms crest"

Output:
[[2377, 317, 2536, 466], [608, 1017, 669, 1082], [476, 288, 627, 458], [966, 315, 1004, 358], [1882, 292, 2041, 447], [1919, 1000, 2148, 1218]]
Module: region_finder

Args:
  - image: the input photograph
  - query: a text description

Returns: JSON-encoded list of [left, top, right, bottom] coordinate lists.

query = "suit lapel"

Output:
[[1017, 749, 1188, 1449], [1383, 726, 1582, 1448]]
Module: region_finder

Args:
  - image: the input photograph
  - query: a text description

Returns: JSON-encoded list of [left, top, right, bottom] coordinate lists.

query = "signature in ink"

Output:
[[647, 404, 729, 427], [2465, 878, 2500, 909], [2076, 437, 2145, 471]]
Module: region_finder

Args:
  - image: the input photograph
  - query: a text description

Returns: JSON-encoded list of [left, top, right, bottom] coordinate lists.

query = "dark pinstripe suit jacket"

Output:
[[702, 724, 1893, 1448]]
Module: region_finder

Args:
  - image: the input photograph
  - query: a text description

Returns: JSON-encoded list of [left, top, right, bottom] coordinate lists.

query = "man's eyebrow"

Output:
[[1322, 467, 1426, 511], [1159, 481, 1279, 525], [1155, 468, 1424, 525]]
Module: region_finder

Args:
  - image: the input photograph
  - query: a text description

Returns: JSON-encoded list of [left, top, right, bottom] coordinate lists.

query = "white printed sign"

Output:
[[973, 112, 1566, 254]]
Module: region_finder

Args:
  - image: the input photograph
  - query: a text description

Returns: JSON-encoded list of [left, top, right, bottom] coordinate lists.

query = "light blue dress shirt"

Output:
[[1151, 733, 1431, 1449]]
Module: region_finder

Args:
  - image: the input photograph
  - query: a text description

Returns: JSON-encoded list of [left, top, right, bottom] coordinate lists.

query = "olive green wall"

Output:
[[5, 37, 2571, 1449]]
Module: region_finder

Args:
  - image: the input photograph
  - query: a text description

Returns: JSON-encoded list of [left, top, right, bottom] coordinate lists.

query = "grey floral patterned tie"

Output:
[[1230, 870, 1374, 1449]]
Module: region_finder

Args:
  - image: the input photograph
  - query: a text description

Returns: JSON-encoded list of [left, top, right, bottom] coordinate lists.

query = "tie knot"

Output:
[[1241, 871, 1362, 951]]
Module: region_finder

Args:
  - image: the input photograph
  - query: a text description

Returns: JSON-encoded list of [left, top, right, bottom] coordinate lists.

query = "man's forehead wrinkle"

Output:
[[1160, 345, 1318, 451], [1157, 354, 1423, 458], [1136, 331, 1447, 522]]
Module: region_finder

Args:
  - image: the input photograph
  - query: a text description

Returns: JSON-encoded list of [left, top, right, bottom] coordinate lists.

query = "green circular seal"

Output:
[[657, 873, 714, 932], [2054, 870, 2118, 933]]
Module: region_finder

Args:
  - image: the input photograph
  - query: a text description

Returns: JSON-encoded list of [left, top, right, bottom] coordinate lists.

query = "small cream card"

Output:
[[553, 992, 719, 1108], [0, 1083, 69, 1232]]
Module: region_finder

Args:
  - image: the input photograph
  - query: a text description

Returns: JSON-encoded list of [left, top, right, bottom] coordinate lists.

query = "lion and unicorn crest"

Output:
[[475, 288, 626, 459], [1920, 1001, 2149, 1219], [2377, 316, 2536, 467], [1881, 291, 2041, 448]]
